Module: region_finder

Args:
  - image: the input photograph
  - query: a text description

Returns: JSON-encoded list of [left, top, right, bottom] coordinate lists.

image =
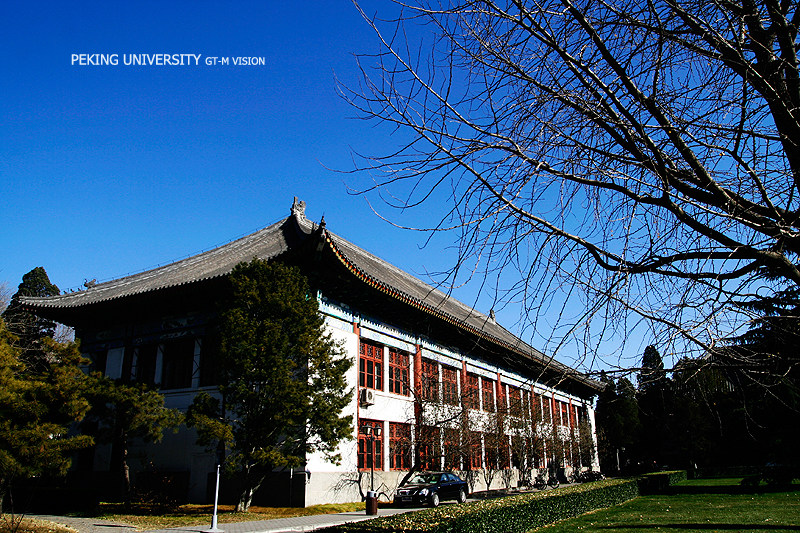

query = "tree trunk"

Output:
[[0, 478, 6, 514], [235, 468, 265, 512], [116, 426, 131, 510]]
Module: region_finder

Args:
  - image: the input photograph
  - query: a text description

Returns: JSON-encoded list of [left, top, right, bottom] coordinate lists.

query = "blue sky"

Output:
[[0, 1, 649, 372], [1, 2, 415, 287]]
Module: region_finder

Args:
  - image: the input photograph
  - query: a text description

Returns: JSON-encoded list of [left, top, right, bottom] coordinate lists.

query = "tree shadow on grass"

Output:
[[662, 483, 800, 496], [596, 524, 800, 530]]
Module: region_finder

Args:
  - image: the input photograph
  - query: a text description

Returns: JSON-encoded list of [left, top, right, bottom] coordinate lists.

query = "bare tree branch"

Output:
[[343, 0, 800, 372]]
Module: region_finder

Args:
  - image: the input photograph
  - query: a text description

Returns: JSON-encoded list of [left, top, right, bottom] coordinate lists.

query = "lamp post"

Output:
[[361, 424, 383, 493], [208, 445, 224, 533], [362, 424, 382, 516], [208, 425, 225, 533]]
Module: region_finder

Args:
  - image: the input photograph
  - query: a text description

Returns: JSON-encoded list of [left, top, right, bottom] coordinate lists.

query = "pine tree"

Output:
[[0, 318, 92, 512], [638, 345, 666, 391], [2, 267, 60, 372], [81, 375, 182, 507], [188, 260, 352, 511]]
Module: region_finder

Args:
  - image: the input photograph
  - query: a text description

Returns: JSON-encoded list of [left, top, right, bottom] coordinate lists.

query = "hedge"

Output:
[[322, 478, 642, 533], [638, 470, 688, 494]]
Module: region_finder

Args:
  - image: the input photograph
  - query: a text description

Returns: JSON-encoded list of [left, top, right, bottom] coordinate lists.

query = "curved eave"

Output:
[[20, 215, 311, 312], [323, 230, 602, 394]]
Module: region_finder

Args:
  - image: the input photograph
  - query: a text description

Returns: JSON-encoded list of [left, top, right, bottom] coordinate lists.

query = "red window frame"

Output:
[[508, 386, 522, 414], [532, 393, 542, 422], [543, 395, 552, 423], [463, 373, 480, 410], [442, 366, 459, 405], [389, 422, 411, 470], [469, 432, 483, 470], [560, 401, 569, 427], [358, 419, 383, 471], [359, 340, 383, 391], [499, 438, 510, 470], [443, 428, 460, 470], [482, 377, 495, 412], [485, 439, 498, 469], [388, 348, 410, 396], [420, 358, 439, 401], [511, 436, 524, 469], [418, 426, 440, 470]]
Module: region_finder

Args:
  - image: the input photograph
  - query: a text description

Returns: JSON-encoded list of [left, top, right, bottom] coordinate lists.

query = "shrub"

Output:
[[638, 470, 687, 494]]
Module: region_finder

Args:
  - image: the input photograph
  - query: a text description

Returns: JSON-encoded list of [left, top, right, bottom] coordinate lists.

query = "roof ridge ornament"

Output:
[[291, 197, 307, 220]]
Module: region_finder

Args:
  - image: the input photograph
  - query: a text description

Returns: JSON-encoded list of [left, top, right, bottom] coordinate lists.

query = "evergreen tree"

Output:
[[616, 378, 642, 472], [0, 318, 92, 512], [2, 267, 60, 372], [188, 260, 352, 512], [81, 375, 182, 507], [636, 345, 673, 468], [638, 345, 666, 391], [720, 278, 800, 466], [594, 372, 620, 473]]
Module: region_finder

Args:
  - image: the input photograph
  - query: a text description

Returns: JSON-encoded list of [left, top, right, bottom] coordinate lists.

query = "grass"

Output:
[[61, 501, 364, 531], [533, 478, 800, 532]]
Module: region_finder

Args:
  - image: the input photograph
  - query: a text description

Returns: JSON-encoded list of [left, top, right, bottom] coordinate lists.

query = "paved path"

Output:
[[32, 506, 421, 533], [32, 491, 501, 533]]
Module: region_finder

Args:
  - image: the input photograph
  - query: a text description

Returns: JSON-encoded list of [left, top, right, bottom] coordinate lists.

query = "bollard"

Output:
[[365, 490, 378, 515]]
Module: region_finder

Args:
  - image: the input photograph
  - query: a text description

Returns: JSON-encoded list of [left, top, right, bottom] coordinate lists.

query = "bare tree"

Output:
[[343, 0, 800, 373], [0, 282, 10, 313]]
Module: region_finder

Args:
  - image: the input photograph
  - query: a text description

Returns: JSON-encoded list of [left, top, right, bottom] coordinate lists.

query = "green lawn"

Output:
[[535, 478, 800, 532]]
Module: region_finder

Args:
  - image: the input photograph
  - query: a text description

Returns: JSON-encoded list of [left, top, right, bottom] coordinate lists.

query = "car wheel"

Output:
[[430, 492, 440, 507], [457, 489, 467, 503]]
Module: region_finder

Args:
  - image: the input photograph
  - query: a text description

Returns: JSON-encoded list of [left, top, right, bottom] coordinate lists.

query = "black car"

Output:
[[394, 472, 469, 507]]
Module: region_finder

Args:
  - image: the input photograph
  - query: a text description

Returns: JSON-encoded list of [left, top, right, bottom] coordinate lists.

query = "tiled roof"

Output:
[[20, 217, 301, 309], [21, 201, 601, 392]]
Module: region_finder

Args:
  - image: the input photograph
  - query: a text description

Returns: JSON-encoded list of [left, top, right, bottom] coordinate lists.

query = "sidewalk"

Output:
[[32, 506, 417, 533]]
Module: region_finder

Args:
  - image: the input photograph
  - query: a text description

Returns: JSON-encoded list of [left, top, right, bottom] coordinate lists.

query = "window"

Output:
[[542, 395, 552, 423], [420, 358, 439, 401], [359, 340, 383, 390], [485, 439, 498, 470], [358, 419, 383, 470], [161, 337, 195, 390], [560, 401, 569, 427], [443, 428, 460, 470], [482, 377, 495, 412], [389, 422, 411, 470], [442, 366, 459, 405], [463, 373, 480, 410], [522, 389, 530, 416], [87, 349, 108, 374], [199, 334, 220, 386], [388, 348, 410, 395], [134, 343, 158, 385], [499, 439, 510, 469], [497, 383, 506, 411], [511, 436, 524, 469], [418, 426, 440, 470], [508, 386, 522, 414], [532, 393, 542, 422], [469, 432, 482, 470]]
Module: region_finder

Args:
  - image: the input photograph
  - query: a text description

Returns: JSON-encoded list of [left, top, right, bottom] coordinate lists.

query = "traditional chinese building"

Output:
[[23, 198, 601, 506]]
